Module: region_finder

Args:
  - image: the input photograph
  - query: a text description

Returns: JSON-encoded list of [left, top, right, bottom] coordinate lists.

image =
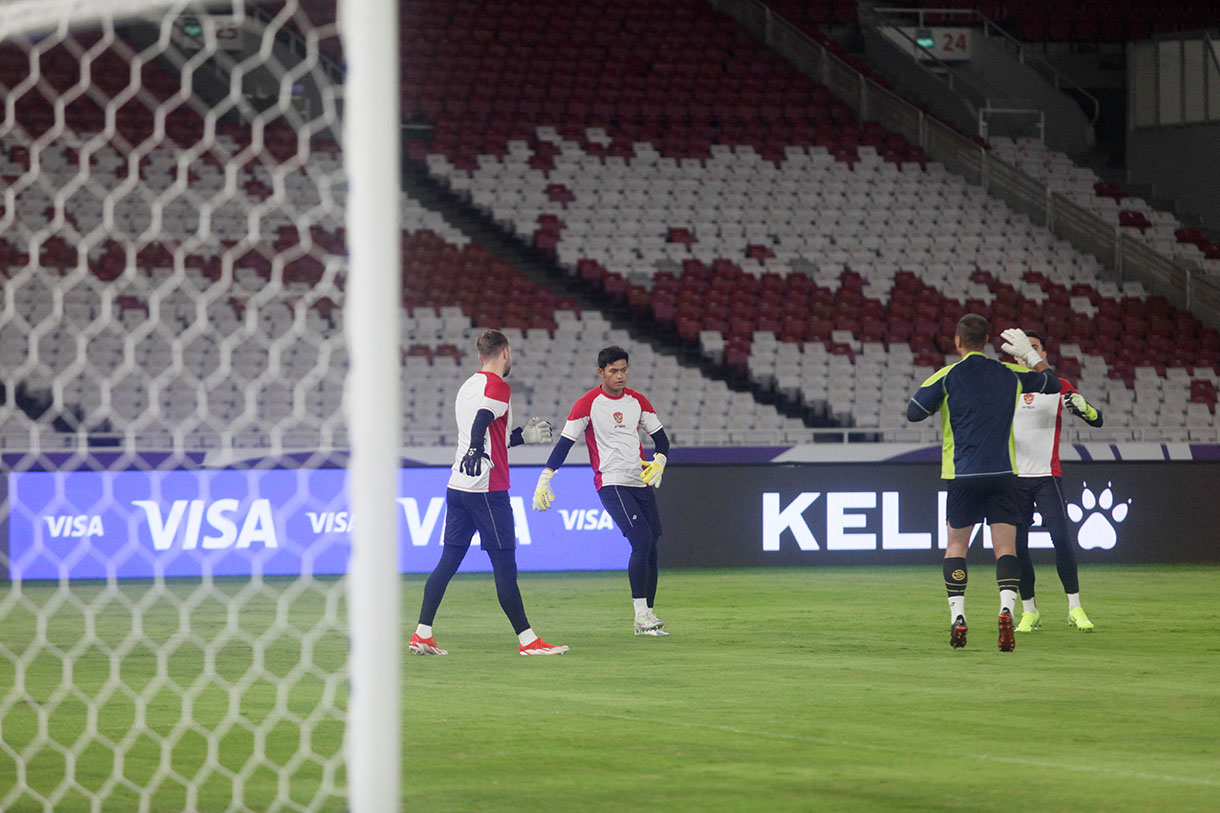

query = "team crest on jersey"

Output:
[[1023, 393, 1035, 405], [613, 411, 624, 424]]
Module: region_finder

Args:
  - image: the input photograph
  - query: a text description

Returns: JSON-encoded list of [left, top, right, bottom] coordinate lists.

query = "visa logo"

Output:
[[132, 499, 278, 550], [558, 509, 615, 531], [43, 515, 105, 538], [307, 512, 354, 533], [302, 497, 533, 547]]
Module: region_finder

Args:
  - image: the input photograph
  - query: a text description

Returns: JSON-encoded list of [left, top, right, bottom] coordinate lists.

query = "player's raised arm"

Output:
[[1002, 327, 1061, 394]]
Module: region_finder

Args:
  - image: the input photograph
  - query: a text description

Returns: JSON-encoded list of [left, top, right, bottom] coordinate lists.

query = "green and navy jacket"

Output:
[[906, 352, 1061, 479]]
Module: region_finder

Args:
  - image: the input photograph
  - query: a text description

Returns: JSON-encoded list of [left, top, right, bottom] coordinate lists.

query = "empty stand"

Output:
[[404, 0, 1219, 437]]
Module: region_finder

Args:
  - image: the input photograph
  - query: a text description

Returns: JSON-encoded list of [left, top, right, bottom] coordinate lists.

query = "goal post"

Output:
[[0, 0, 402, 809], [340, 0, 402, 809]]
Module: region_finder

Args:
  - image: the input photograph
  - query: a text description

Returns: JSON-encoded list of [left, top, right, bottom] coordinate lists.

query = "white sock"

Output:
[[633, 597, 648, 618], [948, 595, 965, 623], [415, 624, 432, 639], [1067, 592, 1081, 610], [1022, 599, 1038, 615], [1000, 590, 1017, 615], [517, 628, 537, 646]]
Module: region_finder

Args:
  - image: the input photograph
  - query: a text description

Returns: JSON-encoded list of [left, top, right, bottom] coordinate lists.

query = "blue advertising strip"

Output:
[[8, 460, 1220, 580], [6, 467, 629, 581]]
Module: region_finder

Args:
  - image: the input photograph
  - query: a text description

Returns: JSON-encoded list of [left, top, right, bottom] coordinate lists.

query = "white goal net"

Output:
[[0, 1, 371, 808]]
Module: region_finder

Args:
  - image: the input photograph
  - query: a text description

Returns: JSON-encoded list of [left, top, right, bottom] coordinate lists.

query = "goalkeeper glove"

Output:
[[1001, 327, 1044, 368], [640, 453, 666, 488], [1064, 392, 1098, 422], [521, 416, 553, 445], [533, 468, 556, 511], [459, 445, 491, 477]]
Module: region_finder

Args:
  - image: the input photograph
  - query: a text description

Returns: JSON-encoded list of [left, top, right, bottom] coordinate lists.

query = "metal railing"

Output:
[[3, 422, 1211, 454], [979, 106, 1045, 143], [708, 0, 1220, 329], [12, 419, 1208, 455]]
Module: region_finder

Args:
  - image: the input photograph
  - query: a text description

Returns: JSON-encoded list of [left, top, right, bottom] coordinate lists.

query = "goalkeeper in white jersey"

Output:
[[532, 346, 672, 636], [1007, 330, 1104, 633], [408, 329, 568, 657]]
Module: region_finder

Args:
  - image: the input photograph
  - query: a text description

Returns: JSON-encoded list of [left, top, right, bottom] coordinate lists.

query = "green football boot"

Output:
[[1068, 606, 1095, 632], [1016, 610, 1041, 633]]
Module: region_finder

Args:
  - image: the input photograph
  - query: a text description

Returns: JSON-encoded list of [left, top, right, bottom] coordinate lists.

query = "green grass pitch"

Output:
[[3, 565, 1219, 811], [404, 565, 1220, 812]]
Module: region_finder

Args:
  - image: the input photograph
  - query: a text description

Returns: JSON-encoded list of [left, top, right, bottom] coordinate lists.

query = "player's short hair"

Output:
[[955, 313, 989, 351], [476, 329, 509, 360], [597, 345, 629, 369], [1023, 328, 1046, 349]]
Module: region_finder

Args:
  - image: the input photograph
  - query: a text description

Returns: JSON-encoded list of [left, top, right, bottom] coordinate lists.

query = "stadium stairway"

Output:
[[401, 151, 819, 431]]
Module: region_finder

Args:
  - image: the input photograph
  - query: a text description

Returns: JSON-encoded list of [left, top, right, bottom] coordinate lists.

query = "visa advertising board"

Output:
[[3, 467, 628, 581]]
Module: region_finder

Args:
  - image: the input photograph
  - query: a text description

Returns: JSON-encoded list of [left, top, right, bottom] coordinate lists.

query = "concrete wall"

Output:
[[1128, 123, 1220, 229]]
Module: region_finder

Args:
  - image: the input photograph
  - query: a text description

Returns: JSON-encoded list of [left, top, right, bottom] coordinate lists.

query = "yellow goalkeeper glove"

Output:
[[640, 453, 666, 488], [533, 468, 556, 511], [1065, 392, 1098, 422]]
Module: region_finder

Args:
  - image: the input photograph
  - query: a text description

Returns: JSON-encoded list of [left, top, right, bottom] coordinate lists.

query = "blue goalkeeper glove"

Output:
[[459, 445, 491, 477]]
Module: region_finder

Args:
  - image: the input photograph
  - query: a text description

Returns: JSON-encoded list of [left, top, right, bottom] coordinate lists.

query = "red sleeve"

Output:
[[626, 388, 656, 413], [567, 389, 596, 420], [1058, 377, 1078, 395], [482, 373, 510, 404]]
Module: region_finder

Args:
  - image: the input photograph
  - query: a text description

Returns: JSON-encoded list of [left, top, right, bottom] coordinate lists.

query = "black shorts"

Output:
[[946, 474, 1023, 528], [1016, 474, 1074, 531], [441, 488, 516, 550], [597, 484, 662, 544], [1015, 476, 1064, 526]]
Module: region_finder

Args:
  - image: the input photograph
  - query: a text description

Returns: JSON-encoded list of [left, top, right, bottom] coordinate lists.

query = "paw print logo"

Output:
[[1066, 482, 1130, 550]]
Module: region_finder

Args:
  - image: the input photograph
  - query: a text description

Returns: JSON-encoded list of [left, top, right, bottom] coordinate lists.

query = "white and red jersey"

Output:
[[448, 371, 512, 493], [1012, 377, 1079, 478], [561, 386, 663, 490]]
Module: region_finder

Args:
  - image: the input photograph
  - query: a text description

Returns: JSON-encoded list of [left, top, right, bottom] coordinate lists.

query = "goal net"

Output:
[[0, 1, 370, 808]]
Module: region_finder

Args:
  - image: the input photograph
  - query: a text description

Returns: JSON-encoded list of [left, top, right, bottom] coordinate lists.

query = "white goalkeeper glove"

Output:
[[640, 453, 666, 488], [533, 468, 556, 511], [1064, 392, 1098, 422], [1001, 328, 1044, 368], [521, 416, 553, 445]]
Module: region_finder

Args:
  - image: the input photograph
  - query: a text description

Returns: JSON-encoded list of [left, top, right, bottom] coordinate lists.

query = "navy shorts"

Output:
[[597, 485, 662, 544], [946, 474, 1023, 528], [442, 488, 516, 550]]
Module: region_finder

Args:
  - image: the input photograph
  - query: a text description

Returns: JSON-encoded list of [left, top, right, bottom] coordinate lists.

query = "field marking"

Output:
[[592, 712, 1220, 788]]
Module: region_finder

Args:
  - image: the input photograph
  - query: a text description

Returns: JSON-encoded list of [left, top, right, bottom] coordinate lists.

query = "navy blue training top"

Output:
[[907, 352, 1061, 479]]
